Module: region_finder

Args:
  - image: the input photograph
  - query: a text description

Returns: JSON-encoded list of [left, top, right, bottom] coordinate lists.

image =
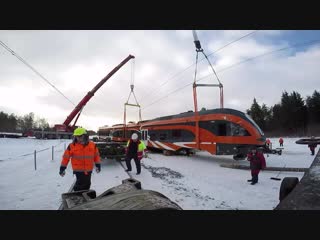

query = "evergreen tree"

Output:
[[246, 98, 266, 130], [306, 90, 320, 123]]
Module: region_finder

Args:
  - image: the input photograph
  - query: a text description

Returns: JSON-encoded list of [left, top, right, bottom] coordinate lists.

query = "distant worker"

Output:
[[279, 137, 284, 147], [308, 136, 318, 156], [59, 127, 101, 191], [265, 138, 271, 150], [125, 133, 147, 175], [247, 146, 266, 185]]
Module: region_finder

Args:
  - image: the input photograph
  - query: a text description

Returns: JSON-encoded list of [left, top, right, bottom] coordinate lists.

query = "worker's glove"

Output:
[[95, 164, 101, 173], [59, 166, 66, 177]]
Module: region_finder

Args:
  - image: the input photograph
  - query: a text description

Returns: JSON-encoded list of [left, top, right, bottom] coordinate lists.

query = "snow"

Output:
[[0, 137, 316, 210]]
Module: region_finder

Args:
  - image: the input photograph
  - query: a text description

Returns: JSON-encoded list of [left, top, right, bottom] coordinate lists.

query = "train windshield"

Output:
[[245, 113, 264, 136]]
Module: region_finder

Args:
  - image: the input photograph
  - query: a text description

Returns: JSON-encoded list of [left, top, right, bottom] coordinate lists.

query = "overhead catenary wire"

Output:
[[141, 30, 259, 102], [196, 38, 320, 82], [0, 40, 75, 106], [142, 38, 320, 111]]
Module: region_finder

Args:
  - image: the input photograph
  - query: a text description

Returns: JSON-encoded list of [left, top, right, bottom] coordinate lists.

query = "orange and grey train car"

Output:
[[98, 123, 140, 142], [98, 108, 266, 159], [139, 108, 266, 159]]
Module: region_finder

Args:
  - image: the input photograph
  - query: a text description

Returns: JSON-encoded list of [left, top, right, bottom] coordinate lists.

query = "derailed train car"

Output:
[[98, 108, 266, 160]]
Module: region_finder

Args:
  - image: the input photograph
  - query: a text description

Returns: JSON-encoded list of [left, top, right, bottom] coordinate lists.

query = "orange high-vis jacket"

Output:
[[60, 141, 101, 173]]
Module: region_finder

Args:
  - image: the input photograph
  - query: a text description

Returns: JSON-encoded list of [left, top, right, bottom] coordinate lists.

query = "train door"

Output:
[[140, 129, 149, 146]]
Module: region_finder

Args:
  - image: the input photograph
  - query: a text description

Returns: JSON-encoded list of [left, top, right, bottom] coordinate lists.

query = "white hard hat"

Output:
[[131, 133, 138, 140]]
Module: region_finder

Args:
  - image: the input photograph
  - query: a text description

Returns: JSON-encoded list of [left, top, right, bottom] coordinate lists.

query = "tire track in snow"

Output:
[[141, 163, 234, 209]]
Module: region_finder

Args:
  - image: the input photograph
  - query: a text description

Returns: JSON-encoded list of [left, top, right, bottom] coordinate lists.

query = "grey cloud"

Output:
[[1, 30, 320, 130]]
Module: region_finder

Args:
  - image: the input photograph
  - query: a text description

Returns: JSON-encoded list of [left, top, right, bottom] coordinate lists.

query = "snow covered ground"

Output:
[[0, 137, 316, 210]]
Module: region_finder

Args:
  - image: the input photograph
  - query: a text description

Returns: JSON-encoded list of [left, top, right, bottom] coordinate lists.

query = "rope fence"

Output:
[[0, 140, 71, 170]]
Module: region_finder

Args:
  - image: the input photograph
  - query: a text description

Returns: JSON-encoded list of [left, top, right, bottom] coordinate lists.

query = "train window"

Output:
[[159, 133, 167, 141], [172, 130, 181, 138], [147, 129, 194, 142], [230, 122, 250, 136], [125, 130, 132, 138], [218, 123, 227, 136], [150, 133, 156, 141], [113, 130, 123, 138], [181, 130, 195, 141]]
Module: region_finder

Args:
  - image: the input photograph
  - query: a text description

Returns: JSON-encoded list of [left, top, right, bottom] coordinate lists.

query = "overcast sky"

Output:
[[1, 30, 320, 131]]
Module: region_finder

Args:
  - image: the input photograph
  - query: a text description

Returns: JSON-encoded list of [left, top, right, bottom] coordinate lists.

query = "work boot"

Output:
[[251, 182, 257, 185], [136, 172, 141, 175], [247, 179, 253, 182], [125, 169, 131, 172]]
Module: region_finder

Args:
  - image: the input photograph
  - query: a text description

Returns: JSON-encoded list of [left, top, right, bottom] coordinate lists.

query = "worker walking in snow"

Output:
[[265, 138, 271, 150], [308, 136, 318, 156], [59, 127, 101, 191], [247, 146, 266, 185], [125, 133, 147, 175], [279, 137, 284, 147]]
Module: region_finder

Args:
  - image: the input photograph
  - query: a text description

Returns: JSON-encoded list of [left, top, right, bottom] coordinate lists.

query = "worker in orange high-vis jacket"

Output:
[[59, 127, 101, 191]]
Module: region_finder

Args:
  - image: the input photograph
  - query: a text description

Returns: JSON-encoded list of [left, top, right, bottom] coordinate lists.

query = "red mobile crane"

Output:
[[31, 55, 135, 139]]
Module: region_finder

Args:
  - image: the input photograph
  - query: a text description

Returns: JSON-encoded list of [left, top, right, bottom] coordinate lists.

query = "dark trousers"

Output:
[[280, 143, 283, 147], [251, 170, 259, 183], [311, 149, 315, 155], [125, 155, 141, 173], [73, 172, 92, 191]]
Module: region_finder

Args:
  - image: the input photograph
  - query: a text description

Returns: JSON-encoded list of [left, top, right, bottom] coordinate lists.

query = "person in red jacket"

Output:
[[247, 146, 266, 185], [265, 138, 271, 150], [59, 127, 101, 191], [279, 137, 284, 147], [308, 136, 317, 156]]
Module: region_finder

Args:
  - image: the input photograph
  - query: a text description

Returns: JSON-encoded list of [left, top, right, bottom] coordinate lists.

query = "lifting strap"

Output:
[[123, 59, 142, 137]]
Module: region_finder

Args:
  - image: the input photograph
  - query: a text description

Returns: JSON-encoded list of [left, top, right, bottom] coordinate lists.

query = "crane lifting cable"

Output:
[[192, 30, 224, 149], [192, 30, 224, 110], [123, 58, 142, 137]]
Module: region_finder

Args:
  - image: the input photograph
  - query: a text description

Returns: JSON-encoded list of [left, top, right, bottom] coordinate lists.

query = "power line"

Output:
[[140, 30, 259, 102], [142, 81, 193, 110], [206, 30, 259, 58], [0, 40, 75, 106], [197, 38, 320, 82], [142, 38, 320, 111]]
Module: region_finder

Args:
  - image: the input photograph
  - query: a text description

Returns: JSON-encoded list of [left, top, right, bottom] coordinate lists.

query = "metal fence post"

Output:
[[34, 150, 37, 170], [52, 146, 54, 161], [64, 143, 66, 151]]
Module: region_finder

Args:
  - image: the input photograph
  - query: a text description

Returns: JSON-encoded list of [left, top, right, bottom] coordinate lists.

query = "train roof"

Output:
[[98, 108, 264, 136], [142, 108, 264, 135], [99, 109, 248, 127], [149, 108, 247, 121]]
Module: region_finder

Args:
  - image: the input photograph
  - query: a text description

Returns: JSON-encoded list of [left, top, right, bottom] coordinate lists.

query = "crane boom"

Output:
[[55, 54, 135, 132]]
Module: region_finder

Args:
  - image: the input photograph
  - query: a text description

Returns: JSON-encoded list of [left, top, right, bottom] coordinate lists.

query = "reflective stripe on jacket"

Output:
[[60, 141, 101, 173]]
